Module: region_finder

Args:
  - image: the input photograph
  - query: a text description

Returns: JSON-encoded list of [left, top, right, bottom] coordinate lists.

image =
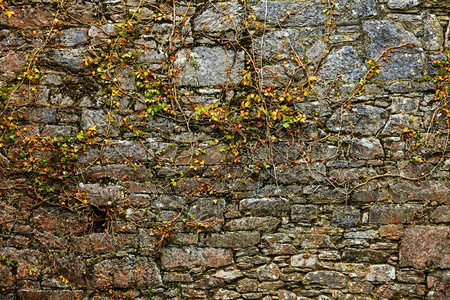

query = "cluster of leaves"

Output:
[[2, 121, 96, 205]]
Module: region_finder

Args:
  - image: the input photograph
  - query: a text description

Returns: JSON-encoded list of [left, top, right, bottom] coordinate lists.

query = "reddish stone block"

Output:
[[31, 207, 82, 235], [0, 51, 26, 77], [348, 280, 374, 294], [0, 7, 54, 28], [17, 263, 39, 281], [214, 289, 241, 299], [390, 181, 450, 204], [400, 226, 450, 268], [92, 257, 161, 289], [32, 231, 68, 250], [89, 233, 116, 254], [278, 290, 299, 300], [0, 201, 18, 231], [379, 224, 404, 240], [369, 204, 423, 224]]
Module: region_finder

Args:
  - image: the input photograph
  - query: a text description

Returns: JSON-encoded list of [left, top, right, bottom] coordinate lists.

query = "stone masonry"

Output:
[[0, 0, 449, 299]]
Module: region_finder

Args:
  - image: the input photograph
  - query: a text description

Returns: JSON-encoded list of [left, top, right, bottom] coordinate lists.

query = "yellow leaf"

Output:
[[5, 11, 14, 18]]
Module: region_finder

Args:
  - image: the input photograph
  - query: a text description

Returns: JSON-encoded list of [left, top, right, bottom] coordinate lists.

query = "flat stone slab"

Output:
[[175, 47, 244, 86], [400, 226, 450, 268], [252, 1, 326, 27], [362, 19, 424, 80]]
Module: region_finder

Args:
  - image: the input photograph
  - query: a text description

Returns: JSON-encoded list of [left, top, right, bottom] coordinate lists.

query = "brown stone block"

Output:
[[30, 207, 82, 235], [0, 7, 54, 28], [300, 234, 334, 249], [0, 265, 13, 287], [303, 270, 346, 288], [205, 231, 260, 249], [432, 206, 450, 223], [161, 247, 233, 269], [375, 283, 426, 298], [342, 249, 389, 263], [54, 256, 86, 288]]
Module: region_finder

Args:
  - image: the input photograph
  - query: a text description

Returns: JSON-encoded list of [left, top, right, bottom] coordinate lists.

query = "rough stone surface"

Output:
[[194, 3, 244, 33], [303, 271, 346, 288], [335, 0, 377, 19], [327, 105, 387, 135], [422, 12, 444, 51], [161, 247, 233, 269], [400, 226, 450, 268], [291, 253, 318, 268], [1, 1, 449, 298], [239, 198, 290, 216], [252, 1, 326, 27], [205, 231, 260, 248], [369, 204, 423, 224], [332, 206, 361, 228], [363, 20, 424, 79], [291, 205, 318, 222], [322, 46, 367, 83], [387, 0, 420, 10], [256, 29, 303, 60], [175, 47, 244, 86], [366, 264, 396, 282], [350, 138, 384, 160], [93, 257, 162, 289]]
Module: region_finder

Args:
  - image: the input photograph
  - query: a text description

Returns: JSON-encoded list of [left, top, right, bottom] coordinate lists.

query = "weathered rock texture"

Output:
[[0, 0, 449, 299]]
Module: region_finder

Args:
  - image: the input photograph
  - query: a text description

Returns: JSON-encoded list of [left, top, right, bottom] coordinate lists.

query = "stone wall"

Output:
[[0, 0, 449, 299]]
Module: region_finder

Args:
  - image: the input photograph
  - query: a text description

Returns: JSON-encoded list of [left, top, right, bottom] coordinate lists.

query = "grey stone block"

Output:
[[175, 47, 244, 86]]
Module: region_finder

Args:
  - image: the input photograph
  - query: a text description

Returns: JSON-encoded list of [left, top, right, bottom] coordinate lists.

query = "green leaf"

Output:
[[76, 131, 84, 141]]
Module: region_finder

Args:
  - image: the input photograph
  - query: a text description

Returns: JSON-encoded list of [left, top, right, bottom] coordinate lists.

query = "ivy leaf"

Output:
[[76, 131, 84, 141], [4, 11, 14, 18]]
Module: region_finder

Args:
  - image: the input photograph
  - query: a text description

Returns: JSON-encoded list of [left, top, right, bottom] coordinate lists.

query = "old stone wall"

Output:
[[0, 0, 449, 299]]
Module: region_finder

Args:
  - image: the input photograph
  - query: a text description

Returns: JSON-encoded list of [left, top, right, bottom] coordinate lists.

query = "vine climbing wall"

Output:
[[0, 0, 449, 299]]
